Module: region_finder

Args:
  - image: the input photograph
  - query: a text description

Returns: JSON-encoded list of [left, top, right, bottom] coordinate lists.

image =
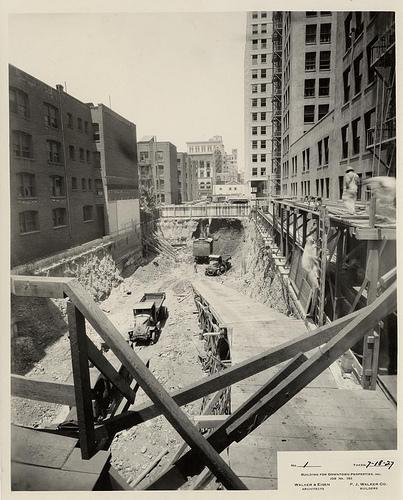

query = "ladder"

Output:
[[314, 207, 330, 326]]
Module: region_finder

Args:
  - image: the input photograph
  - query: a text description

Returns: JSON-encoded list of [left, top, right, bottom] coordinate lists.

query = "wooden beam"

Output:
[[144, 353, 308, 490], [11, 374, 76, 406], [67, 301, 96, 459], [11, 275, 73, 298], [64, 281, 247, 490], [96, 308, 365, 439], [194, 415, 228, 429], [355, 228, 396, 240], [86, 339, 136, 403]]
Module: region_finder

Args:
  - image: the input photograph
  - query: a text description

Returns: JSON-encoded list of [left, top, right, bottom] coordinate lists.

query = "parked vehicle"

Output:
[[205, 255, 231, 276], [127, 292, 167, 344], [193, 237, 213, 264]]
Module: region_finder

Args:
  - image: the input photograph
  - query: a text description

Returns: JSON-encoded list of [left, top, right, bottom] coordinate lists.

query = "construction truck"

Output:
[[128, 292, 167, 345], [193, 237, 213, 264], [205, 255, 231, 276]]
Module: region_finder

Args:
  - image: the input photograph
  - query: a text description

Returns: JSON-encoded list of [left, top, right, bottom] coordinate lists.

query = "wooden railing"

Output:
[[160, 203, 251, 219]]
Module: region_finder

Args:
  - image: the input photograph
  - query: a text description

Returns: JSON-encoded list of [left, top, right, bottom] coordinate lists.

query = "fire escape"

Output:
[[271, 12, 283, 196], [366, 22, 396, 177]]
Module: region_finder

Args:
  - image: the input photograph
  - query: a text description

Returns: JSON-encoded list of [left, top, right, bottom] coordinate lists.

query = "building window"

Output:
[[261, 69, 266, 78], [252, 24, 258, 34], [252, 70, 258, 79], [252, 112, 258, 121], [341, 124, 349, 158], [47, 140, 62, 163], [304, 105, 315, 123], [302, 148, 310, 171], [306, 11, 317, 17], [318, 78, 330, 96], [156, 151, 164, 161], [252, 167, 258, 176], [19, 210, 39, 234], [88, 178, 92, 191], [261, 140, 266, 149], [83, 205, 94, 221], [343, 67, 351, 103], [261, 12, 267, 18], [318, 104, 329, 120], [95, 179, 103, 195], [84, 121, 89, 134], [352, 117, 361, 155], [305, 24, 317, 44], [261, 24, 267, 34], [252, 12, 258, 19], [252, 154, 258, 163], [93, 151, 101, 168], [139, 151, 149, 161], [44, 103, 58, 128], [86, 150, 91, 163], [252, 98, 258, 107], [364, 108, 376, 146], [261, 167, 266, 175], [261, 126, 266, 135], [344, 13, 352, 51], [261, 83, 267, 92], [17, 173, 35, 197], [304, 79, 315, 97], [252, 84, 258, 94], [52, 207, 67, 227], [93, 123, 100, 141], [320, 23, 331, 43], [10, 87, 29, 118], [261, 98, 266, 107], [50, 175, 65, 197], [318, 140, 323, 166], [81, 178, 87, 191], [305, 52, 316, 71], [261, 39, 267, 49], [319, 51, 331, 70], [72, 177, 78, 190], [252, 54, 258, 65], [252, 39, 258, 49], [77, 117, 83, 131], [66, 113, 73, 128], [69, 145, 75, 160], [367, 36, 378, 84], [261, 112, 266, 120], [252, 140, 258, 149], [261, 154, 266, 162], [12, 131, 33, 158], [353, 52, 363, 95], [324, 136, 329, 164], [355, 12, 363, 37], [252, 127, 258, 135], [320, 11, 331, 16], [79, 147, 85, 162], [261, 54, 267, 64]]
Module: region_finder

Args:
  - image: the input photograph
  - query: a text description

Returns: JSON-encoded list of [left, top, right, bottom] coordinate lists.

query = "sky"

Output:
[[8, 12, 247, 169]]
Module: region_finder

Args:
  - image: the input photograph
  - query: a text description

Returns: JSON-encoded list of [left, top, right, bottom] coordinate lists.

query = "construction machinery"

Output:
[[205, 255, 231, 277], [128, 292, 168, 345], [193, 238, 213, 264]]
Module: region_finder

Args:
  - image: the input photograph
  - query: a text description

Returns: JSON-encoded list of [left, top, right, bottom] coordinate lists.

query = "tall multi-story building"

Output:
[[10, 65, 107, 266], [177, 152, 198, 203], [244, 10, 272, 198], [280, 11, 337, 195], [186, 136, 225, 198], [137, 137, 180, 204], [90, 104, 140, 235], [283, 12, 395, 201], [223, 149, 239, 184]]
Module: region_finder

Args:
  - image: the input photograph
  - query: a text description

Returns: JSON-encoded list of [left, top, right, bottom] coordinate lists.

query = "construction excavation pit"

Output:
[[10, 210, 397, 491]]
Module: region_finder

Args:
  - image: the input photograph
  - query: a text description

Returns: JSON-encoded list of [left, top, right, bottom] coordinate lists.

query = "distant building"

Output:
[[90, 104, 140, 234], [212, 183, 247, 202], [177, 152, 198, 202], [224, 149, 239, 184], [283, 12, 395, 200], [10, 65, 106, 266], [137, 137, 180, 204], [244, 11, 272, 197], [187, 136, 225, 198]]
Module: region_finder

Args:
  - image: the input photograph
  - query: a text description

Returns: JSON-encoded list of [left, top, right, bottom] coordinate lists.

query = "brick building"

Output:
[[10, 65, 106, 266], [137, 137, 180, 204], [177, 152, 198, 203], [283, 12, 395, 200], [90, 104, 140, 234]]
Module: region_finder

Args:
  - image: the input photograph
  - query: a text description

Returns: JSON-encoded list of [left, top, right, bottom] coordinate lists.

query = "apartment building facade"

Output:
[[90, 104, 140, 235], [283, 12, 395, 201], [186, 136, 225, 198], [177, 152, 198, 203], [137, 138, 180, 205], [244, 10, 272, 198], [10, 65, 106, 266]]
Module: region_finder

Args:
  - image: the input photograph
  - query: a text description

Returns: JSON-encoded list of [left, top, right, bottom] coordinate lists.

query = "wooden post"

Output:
[[285, 208, 290, 261], [67, 301, 96, 459], [302, 211, 307, 247], [280, 205, 284, 255], [292, 209, 298, 250], [362, 240, 381, 390], [333, 229, 345, 319]]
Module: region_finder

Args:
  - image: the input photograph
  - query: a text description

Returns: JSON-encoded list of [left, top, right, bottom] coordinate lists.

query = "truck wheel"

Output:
[[151, 330, 156, 344]]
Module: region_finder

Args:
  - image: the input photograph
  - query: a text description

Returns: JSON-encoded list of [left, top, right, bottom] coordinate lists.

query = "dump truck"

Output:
[[205, 255, 232, 276], [193, 237, 213, 264], [127, 292, 167, 345]]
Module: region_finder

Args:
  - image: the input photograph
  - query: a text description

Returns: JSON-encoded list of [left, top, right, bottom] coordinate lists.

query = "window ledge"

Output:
[[48, 161, 64, 166], [13, 155, 35, 161], [50, 196, 66, 200], [20, 230, 40, 236], [17, 197, 38, 201], [340, 159, 348, 165], [53, 225, 68, 230], [349, 155, 360, 161], [83, 219, 95, 223]]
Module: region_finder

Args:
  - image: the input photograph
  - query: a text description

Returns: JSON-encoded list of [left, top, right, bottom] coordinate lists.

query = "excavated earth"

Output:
[[10, 217, 292, 488]]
